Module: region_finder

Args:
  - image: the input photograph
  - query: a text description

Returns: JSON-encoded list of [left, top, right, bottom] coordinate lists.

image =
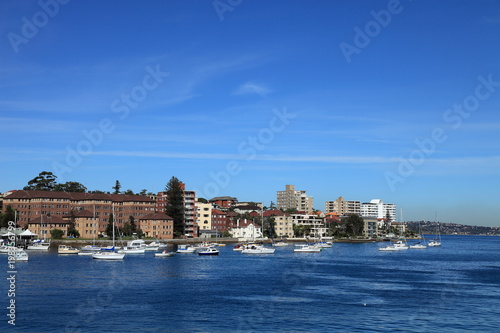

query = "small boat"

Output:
[[14, 248, 29, 261], [145, 241, 165, 251], [233, 244, 245, 251], [294, 244, 322, 253], [26, 239, 51, 250], [273, 241, 289, 247], [92, 251, 125, 260], [197, 247, 219, 256], [154, 250, 175, 257], [379, 240, 409, 251], [177, 244, 197, 253], [409, 242, 427, 249], [58, 245, 80, 254], [315, 241, 333, 248], [241, 244, 275, 254], [118, 239, 146, 254], [78, 245, 101, 255]]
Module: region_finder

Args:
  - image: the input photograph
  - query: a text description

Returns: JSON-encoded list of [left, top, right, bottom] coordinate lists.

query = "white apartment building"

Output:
[[360, 199, 396, 222], [325, 196, 360, 215], [291, 213, 327, 237], [276, 185, 314, 212]]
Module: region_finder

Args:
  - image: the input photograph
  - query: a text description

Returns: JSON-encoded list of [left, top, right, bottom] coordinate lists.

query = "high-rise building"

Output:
[[360, 199, 396, 222], [325, 196, 360, 215], [276, 185, 313, 212]]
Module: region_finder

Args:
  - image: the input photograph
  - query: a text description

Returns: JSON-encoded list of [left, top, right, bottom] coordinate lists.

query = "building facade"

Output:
[[276, 185, 313, 212], [360, 199, 396, 222], [2, 190, 156, 234], [325, 196, 360, 215], [197, 202, 212, 231], [263, 209, 293, 237], [139, 212, 174, 239]]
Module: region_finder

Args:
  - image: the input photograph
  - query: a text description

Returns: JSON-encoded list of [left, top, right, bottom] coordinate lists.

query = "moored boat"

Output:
[[294, 244, 322, 253], [197, 247, 219, 256], [241, 244, 275, 254], [177, 244, 196, 253], [58, 245, 80, 254], [154, 250, 175, 257]]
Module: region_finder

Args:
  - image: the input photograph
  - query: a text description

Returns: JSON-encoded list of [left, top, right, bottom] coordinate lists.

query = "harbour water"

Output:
[[2, 235, 500, 332]]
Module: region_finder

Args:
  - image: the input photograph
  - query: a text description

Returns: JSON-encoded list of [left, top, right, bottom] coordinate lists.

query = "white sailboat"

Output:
[[428, 213, 442, 247], [92, 207, 125, 260], [410, 221, 427, 249]]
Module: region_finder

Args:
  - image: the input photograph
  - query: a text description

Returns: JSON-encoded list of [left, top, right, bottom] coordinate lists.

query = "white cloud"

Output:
[[233, 82, 272, 96]]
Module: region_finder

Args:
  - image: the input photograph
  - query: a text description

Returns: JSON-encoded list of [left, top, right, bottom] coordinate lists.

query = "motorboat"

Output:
[[14, 248, 29, 261], [233, 244, 245, 251], [293, 244, 322, 253], [118, 239, 146, 254], [58, 245, 80, 254], [78, 245, 101, 255], [154, 250, 175, 257], [428, 239, 441, 247], [241, 244, 275, 254], [177, 244, 197, 253], [26, 239, 51, 250], [315, 241, 333, 248], [378, 240, 409, 251], [197, 247, 219, 256], [92, 251, 126, 260], [145, 241, 166, 251]]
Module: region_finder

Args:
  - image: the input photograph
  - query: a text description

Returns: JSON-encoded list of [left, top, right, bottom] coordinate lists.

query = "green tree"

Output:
[[105, 213, 115, 239], [54, 181, 87, 193], [50, 229, 64, 239], [123, 189, 135, 195], [112, 180, 121, 194], [67, 210, 80, 238], [139, 189, 148, 196], [129, 216, 137, 234], [343, 214, 364, 237], [24, 171, 58, 191], [1, 205, 17, 228], [198, 197, 208, 203], [165, 176, 185, 238]]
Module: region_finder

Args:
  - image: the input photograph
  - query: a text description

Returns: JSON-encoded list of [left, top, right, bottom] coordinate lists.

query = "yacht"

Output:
[[26, 239, 51, 250], [14, 248, 29, 261], [197, 246, 219, 256], [177, 244, 197, 253], [241, 244, 275, 254], [294, 244, 322, 253], [379, 239, 409, 251], [58, 245, 80, 254]]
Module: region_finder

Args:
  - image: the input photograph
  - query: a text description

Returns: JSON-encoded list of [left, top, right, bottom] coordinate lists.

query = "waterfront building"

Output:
[[263, 209, 293, 237], [228, 219, 263, 240], [2, 190, 156, 234], [27, 215, 69, 238], [360, 199, 396, 222], [139, 212, 174, 239], [362, 216, 379, 238], [197, 202, 213, 232], [276, 185, 313, 212], [325, 196, 360, 215], [291, 213, 327, 238]]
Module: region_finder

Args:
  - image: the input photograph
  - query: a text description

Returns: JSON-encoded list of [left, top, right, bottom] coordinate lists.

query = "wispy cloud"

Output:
[[233, 82, 272, 96]]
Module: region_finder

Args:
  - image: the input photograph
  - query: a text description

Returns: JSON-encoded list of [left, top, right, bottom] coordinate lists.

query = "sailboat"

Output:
[[92, 207, 125, 260], [428, 213, 442, 247], [241, 205, 275, 254], [410, 221, 427, 249]]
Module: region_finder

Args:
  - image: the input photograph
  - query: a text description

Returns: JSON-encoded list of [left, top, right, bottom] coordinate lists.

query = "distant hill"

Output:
[[405, 221, 500, 236]]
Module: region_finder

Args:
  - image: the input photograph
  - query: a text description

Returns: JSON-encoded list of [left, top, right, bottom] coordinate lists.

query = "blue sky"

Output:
[[1, 0, 500, 226]]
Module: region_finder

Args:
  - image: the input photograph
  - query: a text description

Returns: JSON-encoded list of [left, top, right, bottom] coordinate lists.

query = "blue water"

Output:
[[2, 235, 500, 332]]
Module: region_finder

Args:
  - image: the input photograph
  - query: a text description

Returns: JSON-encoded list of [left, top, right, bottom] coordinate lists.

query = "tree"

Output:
[[67, 210, 80, 238], [343, 214, 364, 237], [198, 197, 208, 203], [105, 213, 115, 239], [1, 205, 16, 228], [165, 176, 185, 238], [112, 180, 121, 194], [54, 181, 87, 193], [123, 189, 135, 195], [24, 171, 58, 191], [50, 229, 64, 239], [139, 189, 148, 196]]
